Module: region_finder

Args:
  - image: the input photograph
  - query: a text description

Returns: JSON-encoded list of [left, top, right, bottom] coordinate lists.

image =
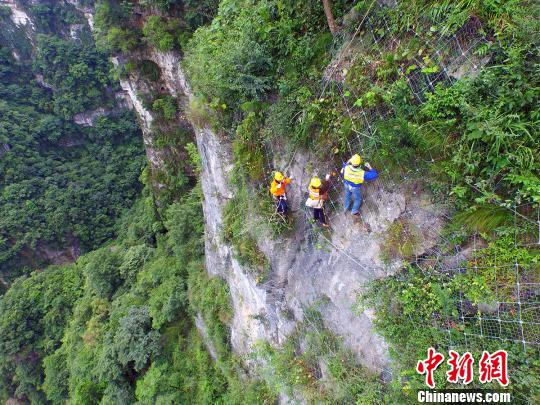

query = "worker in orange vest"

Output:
[[270, 171, 293, 214], [306, 174, 331, 227]]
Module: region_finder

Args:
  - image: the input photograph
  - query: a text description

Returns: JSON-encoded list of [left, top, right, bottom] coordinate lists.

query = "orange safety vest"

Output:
[[270, 178, 291, 197]]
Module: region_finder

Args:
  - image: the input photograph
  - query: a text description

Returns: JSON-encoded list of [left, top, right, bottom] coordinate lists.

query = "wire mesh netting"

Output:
[[255, 0, 540, 353]]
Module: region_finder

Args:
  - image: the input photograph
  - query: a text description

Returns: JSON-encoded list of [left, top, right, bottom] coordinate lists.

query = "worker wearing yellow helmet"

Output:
[[306, 174, 331, 227], [340, 154, 378, 217], [270, 171, 293, 214]]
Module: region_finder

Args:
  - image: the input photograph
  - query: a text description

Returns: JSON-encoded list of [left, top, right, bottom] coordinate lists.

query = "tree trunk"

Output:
[[322, 0, 338, 34]]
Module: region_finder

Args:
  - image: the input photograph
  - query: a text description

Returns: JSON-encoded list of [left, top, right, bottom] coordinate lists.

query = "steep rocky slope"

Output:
[[1, 1, 537, 403], [85, 10, 448, 376], [52, 0, 500, 380]]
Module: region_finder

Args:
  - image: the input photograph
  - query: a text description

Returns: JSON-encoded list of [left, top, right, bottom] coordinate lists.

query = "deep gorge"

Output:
[[0, 1, 538, 403]]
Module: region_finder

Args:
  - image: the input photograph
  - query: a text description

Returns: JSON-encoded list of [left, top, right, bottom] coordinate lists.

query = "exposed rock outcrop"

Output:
[[104, 36, 447, 377], [73, 107, 107, 126], [176, 62, 447, 373], [1, 0, 34, 29], [110, 51, 192, 197], [64, 0, 94, 30]]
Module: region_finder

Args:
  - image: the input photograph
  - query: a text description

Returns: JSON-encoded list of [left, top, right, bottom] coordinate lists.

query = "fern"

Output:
[[454, 205, 512, 232]]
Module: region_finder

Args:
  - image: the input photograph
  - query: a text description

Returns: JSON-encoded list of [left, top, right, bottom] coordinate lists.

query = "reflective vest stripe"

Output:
[[309, 187, 321, 200], [344, 165, 365, 184]]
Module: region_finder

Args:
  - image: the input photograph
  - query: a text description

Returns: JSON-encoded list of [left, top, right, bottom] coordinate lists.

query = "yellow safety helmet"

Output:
[[350, 154, 362, 166], [310, 177, 321, 188], [274, 171, 285, 182]]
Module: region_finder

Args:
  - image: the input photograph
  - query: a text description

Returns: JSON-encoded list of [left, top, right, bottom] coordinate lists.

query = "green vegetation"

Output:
[[1, 2, 274, 399], [358, 238, 540, 402], [34, 34, 115, 119], [222, 186, 271, 282], [0, 11, 145, 282], [183, 0, 346, 270], [0, 264, 84, 403], [142, 15, 182, 51], [151, 93, 178, 120], [0, 182, 274, 403], [94, 0, 140, 53], [182, 0, 539, 402], [0, 6, 11, 18], [184, 0, 345, 131], [1, 0, 538, 403], [24, 1, 88, 37], [103, 26, 140, 53], [350, 0, 538, 207], [94, 0, 220, 53], [184, 0, 538, 208], [93, 1, 218, 208], [256, 305, 384, 403], [380, 219, 421, 264]]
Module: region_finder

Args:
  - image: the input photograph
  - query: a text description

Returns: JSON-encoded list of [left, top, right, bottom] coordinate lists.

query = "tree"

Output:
[[322, 0, 338, 34], [84, 249, 123, 298]]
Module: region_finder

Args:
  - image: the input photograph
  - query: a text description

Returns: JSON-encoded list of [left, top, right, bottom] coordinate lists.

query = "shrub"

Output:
[[222, 187, 271, 282], [233, 112, 266, 182], [255, 307, 384, 402], [188, 264, 232, 357], [152, 94, 177, 120], [138, 59, 161, 82], [142, 15, 181, 51], [83, 248, 123, 298], [105, 27, 139, 53], [109, 306, 160, 372]]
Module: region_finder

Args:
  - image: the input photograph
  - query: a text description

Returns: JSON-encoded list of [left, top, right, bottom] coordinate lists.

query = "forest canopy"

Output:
[[0, 11, 145, 282], [0, 0, 538, 403]]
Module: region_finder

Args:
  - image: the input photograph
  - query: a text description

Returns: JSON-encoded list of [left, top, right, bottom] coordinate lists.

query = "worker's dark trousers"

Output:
[[276, 197, 288, 214], [313, 208, 326, 224]]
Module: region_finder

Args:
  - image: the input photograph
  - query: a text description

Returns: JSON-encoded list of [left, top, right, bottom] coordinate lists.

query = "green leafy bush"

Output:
[[106, 306, 160, 372], [184, 0, 346, 128], [222, 187, 271, 281], [233, 111, 266, 182], [105, 26, 139, 53], [94, 0, 140, 52], [152, 94, 178, 120], [142, 15, 181, 51]]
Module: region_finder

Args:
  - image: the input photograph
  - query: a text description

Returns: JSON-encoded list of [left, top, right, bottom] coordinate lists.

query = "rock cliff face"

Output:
[[110, 55, 170, 189], [68, 1, 445, 375], [114, 49, 445, 374], [2, 0, 446, 375], [191, 127, 444, 372]]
